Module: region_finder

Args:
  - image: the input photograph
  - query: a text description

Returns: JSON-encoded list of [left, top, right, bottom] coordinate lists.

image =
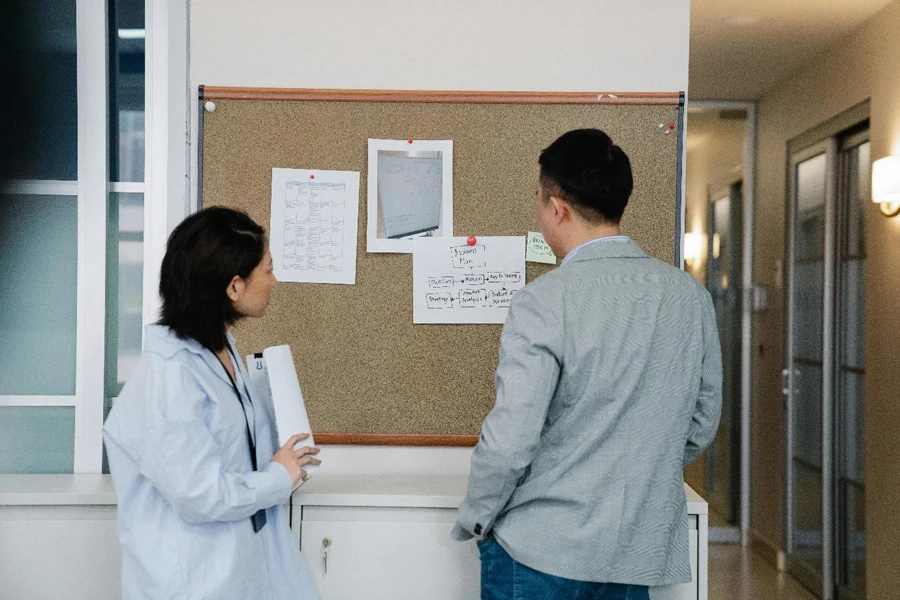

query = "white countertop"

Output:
[[0, 475, 118, 506], [0, 474, 707, 515], [292, 475, 707, 515]]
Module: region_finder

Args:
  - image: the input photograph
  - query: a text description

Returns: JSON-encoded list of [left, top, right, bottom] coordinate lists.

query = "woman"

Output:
[[104, 207, 321, 599]]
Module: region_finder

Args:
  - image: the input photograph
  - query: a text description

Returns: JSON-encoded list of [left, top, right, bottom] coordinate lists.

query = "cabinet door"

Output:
[[650, 526, 699, 600], [0, 505, 122, 600], [300, 506, 480, 600]]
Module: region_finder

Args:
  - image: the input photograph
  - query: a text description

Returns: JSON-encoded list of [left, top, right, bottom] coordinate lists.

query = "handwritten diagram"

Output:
[[413, 237, 526, 324], [425, 245, 522, 309]]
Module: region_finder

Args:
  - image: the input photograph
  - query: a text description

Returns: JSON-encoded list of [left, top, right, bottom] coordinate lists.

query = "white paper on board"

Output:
[[412, 236, 526, 324], [270, 168, 360, 285], [367, 139, 454, 253]]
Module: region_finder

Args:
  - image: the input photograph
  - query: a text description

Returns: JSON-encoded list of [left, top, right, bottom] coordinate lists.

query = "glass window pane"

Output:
[[839, 371, 865, 484], [106, 192, 144, 397], [793, 262, 824, 361], [839, 484, 866, 594], [109, 0, 145, 182], [840, 259, 865, 369], [844, 143, 869, 258], [0, 194, 77, 394], [795, 154, 827, 262], [794, 363, 823, 467], [0, 407, 75, 473], [793, 459, 824, 574], [0, 1, 78, 180], [709, 197, 731, 279]]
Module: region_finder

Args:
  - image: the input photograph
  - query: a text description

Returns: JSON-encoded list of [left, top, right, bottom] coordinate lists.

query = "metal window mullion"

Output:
[[740, 102, 756, 547], [73, 0, 109, 474], [821, 137, 839, 600], [0, 396, 79, 407], [109, 182, 146, 193], [0, 180, 80, 195], [143, 0, 166, 336]]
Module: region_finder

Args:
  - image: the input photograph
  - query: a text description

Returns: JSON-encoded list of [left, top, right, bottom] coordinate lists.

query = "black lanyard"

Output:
[[211, 344, 267, 533]]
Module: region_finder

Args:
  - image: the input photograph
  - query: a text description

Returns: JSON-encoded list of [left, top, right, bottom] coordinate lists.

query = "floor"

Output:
[[709, 544, 818, 600]]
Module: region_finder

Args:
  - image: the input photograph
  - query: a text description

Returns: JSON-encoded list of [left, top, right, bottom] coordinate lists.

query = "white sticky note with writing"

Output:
[[526, 232, 557, 264]]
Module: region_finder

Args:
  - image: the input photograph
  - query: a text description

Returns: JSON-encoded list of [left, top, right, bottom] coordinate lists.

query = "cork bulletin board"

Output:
[[199, 87, 685, 446]]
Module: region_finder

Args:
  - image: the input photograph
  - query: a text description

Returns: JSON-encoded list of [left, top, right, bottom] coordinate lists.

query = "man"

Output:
[[452, 129, 722, 600]]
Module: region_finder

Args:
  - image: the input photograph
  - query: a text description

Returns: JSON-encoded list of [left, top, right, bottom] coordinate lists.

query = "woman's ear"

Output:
[[226, 275, 245, 302]]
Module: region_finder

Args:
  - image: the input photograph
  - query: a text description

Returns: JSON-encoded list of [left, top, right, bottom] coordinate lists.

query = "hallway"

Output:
[[709, 545, 816, 600]]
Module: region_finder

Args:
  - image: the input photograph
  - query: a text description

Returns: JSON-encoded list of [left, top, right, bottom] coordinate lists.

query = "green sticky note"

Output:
[[526, 232, 557, 265]]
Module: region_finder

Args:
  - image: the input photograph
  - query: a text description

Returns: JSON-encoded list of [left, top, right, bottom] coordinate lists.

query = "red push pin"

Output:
[[408, 138, 414, 144], [310, 174, 315, 180], [668, 123, 676, 130], [467, 235, 477, 246]]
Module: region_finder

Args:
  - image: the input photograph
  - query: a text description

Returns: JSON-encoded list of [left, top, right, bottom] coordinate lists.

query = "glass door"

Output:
[[784, 128, 868, 600], [785, 143, 831, 597], [835, 134, 868, 600]]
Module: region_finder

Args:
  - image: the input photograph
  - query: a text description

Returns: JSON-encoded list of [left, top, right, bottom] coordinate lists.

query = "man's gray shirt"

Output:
[[452, 236, 722, 586]]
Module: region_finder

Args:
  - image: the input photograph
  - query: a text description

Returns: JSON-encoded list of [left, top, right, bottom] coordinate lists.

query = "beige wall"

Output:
[[751, 1, 900, 597]]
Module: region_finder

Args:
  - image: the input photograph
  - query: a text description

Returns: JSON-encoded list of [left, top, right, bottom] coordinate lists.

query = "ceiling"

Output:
[[690, 0, 894, 100]]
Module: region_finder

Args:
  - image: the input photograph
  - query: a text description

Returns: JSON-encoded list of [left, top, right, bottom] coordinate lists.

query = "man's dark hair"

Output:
[[159, 207, 266, 352], [538, 129, 633, 224]]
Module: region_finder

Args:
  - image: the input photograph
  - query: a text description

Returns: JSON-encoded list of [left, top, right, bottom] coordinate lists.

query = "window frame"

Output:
[[0, 0, 187, 474]]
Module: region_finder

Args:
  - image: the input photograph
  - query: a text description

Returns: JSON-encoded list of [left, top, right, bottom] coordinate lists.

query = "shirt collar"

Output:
[[561, 235, 632, 266]]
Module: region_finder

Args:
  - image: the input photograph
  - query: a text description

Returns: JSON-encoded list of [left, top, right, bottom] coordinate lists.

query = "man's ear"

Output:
[[548, 195, 571, 223], [226, 275, 245, 302]]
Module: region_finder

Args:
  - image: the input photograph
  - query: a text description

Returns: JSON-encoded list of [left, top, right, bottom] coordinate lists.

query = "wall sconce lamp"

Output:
[[684, 232, 703, 265], [873, 156, 900, 217]]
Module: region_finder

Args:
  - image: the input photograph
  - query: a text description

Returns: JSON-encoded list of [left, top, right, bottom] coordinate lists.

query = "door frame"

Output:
[[783, 137, 837, 599], [689, 100, 757, 547]]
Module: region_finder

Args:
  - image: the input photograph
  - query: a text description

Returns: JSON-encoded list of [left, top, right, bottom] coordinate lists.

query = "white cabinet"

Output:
[[299, 506, 479, 600], [0, 474, 707, 600], [0, 476, 122, 600], [293, 476, 708, 600]]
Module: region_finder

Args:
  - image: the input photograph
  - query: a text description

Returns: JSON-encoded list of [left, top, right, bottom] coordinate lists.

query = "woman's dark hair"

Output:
[[538, 128, 633, 224], [159, 207, 266, 352]]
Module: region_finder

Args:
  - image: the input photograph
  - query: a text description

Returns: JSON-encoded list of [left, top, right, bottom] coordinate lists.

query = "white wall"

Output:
[[188, 0, 691, 475], [190, 0, 689, 92]]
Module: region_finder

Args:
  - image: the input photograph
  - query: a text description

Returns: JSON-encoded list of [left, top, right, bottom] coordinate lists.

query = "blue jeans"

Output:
[[478, 536, 650, 600]]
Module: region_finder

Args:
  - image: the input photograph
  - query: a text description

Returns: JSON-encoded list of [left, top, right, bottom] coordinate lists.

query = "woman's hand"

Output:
[[271, 433, 321, 486]]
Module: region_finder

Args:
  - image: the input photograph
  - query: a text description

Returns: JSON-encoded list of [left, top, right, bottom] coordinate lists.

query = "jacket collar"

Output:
[[144, 324, 240, 387], [562, 236, 647, 265]]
